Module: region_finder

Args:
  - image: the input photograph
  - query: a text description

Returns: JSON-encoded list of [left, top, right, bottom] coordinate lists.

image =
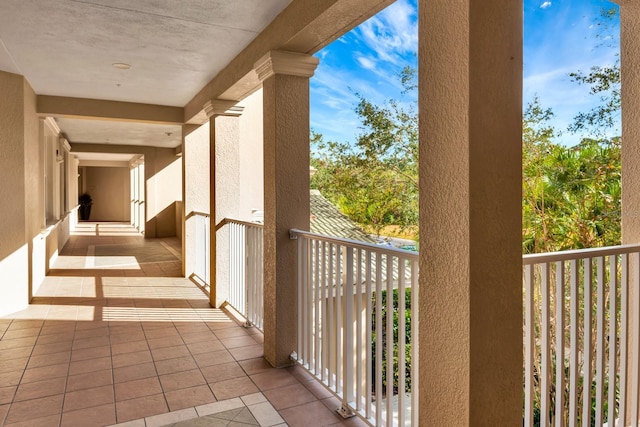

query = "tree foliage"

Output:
[[523, 97, 621, 253], [310, 78, 418, 236]]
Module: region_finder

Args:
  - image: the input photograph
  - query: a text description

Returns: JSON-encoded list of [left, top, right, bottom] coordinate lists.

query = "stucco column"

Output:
[[254, 51, 319, 367], [619, 2, 640, 423], [205, 100, 244, 308], [419, 1, 523, 425]]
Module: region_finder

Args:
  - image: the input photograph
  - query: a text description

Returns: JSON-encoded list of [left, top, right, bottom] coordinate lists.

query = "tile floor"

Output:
[[0, 223, 369, 427]]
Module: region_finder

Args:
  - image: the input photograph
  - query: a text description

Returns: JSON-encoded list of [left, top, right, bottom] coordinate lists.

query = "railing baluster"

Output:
[[322, 241, 328, 383], [336, 244, 343, 395], [620, 253, 629, 427], [596, 256, 605, 426], [355, 248, 363, 412], [411, 259, 419, 427], [583, 258, 593, 427], [398, 257, 406, 426], [555, 260, 565, 427], [570, 259, 579, 426], [607, 255, 617, 427], [385, 255, 394, 427], [315, 240, 321, 376], [375, 251, 383, 427], [541, 262, 550, 427], [328, 243, 334, 389], [344, 246, 354, 409], [632, 252, 640, 426], [365, 250, 373, 421], [297, 234, 304, 362], [525, 264, 534, 427]]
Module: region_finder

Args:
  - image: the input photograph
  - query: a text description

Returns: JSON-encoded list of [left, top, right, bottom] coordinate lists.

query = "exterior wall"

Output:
[[183, 122, 210, 280], [0, 71, 29, 316], [71, 143, 183, 238], [84, 166, 130, 222], [238, 89, 264, 220], [0, 72, 71, 316]]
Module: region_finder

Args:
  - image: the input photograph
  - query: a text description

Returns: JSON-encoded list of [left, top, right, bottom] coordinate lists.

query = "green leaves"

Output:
[[523, 98, 621, 253]]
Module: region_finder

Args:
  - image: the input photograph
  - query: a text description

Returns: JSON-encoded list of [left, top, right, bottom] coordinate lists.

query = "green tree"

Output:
[[310, 74, 418, 236]]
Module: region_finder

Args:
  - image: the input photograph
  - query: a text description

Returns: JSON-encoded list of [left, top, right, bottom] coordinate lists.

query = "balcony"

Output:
[[0, 223, 367, 427]]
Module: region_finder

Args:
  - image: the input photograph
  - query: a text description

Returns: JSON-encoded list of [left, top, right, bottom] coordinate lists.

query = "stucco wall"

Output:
[[0, 71, 29, 316], [85, 166, 130, 222], [71, 143, 182, 238], [238, 89, 264, 220]]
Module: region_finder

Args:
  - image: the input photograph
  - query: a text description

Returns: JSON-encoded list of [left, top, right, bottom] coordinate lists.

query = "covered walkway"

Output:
[[0, 224, 360, 427]]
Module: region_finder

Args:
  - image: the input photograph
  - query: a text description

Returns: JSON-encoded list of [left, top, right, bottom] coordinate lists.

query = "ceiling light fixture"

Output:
[[112, 63, 131, 70]]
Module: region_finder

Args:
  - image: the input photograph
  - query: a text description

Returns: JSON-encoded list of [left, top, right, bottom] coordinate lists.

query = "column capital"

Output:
[[204, 99, 244, 118], [254, 50, 319, 82]]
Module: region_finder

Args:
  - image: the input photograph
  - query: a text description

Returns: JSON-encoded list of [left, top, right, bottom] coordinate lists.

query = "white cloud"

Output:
[[353, 0, 418, 67], [540, 1, 551, 9], [356, 55, 376, 70]]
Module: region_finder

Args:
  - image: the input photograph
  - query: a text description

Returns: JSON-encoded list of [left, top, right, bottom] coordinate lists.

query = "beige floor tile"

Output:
[[159, 368, 206, 392], [21, 362, 69, 384], [61, 403, 116, 427], [27, 350, 71, 369], [69, 355, 111, 375], [221, 335, 261, 349], [195, 397, 245, 417], [0, 356, 29, 373], [116, 393, 168, 423], [239, 358, 275, 376], [154, 355, 198, 375], [145, 407, 198, 427], [71, 344, 111, 361], [250, 369, 299, 391], [31, 340, 74, 356], [113, 349, 153, 368], [2, 327, 41, 340], [201, 361, 246, 384], [0, 336, 38, 351], [151, 345, 190, 361], [279, 400, 343, 427], [14, 377, 67, 402], [63, 385, 114, 413], [164, 384, 216, 411], [247, 401, 286, 427], [115, 377, 163, 401], [0, 347, 33, 361], [193, 349, 235, 368], [67, 368, 114, 392], [73, 326, 109, 339], [179, 331, 218, 345], [4, 413, 61, 427], [0, 403, 8, 424], [110, 331, 146, 345], [186, 340, 226, 355], [210, 377, 259, 401], [301, 378, 334, 400], [213, 327, 251, 339], [0, 385, 16, 405], [264, 383, 317, 410], [144, 326, 179, 340], [111, 339, 149, 356], [0, 370, 24, 387], [5, 394, 64, 424], [114, 362, 157, 384], [147, 335, 185, 350], [229, 344, 263, 361]]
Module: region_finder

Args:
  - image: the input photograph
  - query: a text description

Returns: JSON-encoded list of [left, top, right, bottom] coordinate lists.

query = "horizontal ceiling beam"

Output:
[[38, 96, 184, 124], [184, 0, 393, 124]]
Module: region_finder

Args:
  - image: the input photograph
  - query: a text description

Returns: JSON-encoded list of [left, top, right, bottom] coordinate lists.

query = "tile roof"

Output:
[[309, 189, 376, 243]]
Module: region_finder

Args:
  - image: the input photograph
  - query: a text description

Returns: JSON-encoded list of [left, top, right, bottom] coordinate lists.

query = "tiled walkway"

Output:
[[0, 223, 368, 427]]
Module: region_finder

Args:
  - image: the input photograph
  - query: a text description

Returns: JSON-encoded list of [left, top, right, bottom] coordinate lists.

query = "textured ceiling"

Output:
[[0, 0, 291, 152]]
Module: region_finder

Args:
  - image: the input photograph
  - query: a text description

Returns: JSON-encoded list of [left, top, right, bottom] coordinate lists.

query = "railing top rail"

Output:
[[217, 217, 264, 231], [290, 228, 419, 260], [522, 242, 640, 265], [186, 210, 210, 220]]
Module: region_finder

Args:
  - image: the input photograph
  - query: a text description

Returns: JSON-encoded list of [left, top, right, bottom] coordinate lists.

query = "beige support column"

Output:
[[620, 3, 640, 423], [419, 1, 523, 425], [205, 100, 244, 308], [255, 51, 318, 367]]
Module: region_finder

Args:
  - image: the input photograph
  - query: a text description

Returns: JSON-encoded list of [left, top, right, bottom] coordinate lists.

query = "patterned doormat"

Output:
[[164, 407, 260, 426]]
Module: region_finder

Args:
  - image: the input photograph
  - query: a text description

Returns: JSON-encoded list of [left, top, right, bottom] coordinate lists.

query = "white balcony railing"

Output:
[[192, 212, 210, 288], [290, 229, 419, 427], [219, 219, 264, 331], [523, 244, 640, 427]]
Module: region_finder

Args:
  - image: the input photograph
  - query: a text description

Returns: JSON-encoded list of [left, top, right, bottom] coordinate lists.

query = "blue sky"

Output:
[[310, 0, 620, 147]]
